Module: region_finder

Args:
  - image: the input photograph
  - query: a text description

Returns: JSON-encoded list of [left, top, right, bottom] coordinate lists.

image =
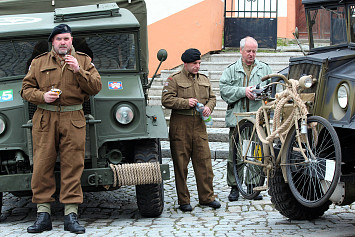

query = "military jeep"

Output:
[[268, 0, 355, 220], [0, 0, 169, 218]]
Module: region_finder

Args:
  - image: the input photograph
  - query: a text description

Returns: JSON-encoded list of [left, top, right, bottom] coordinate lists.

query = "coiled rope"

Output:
[[255, 79, 309, 145], [109, 162, 162, 187]]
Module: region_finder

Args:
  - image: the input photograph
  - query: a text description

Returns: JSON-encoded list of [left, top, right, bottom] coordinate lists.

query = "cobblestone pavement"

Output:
[[0, 158, 354, 237]]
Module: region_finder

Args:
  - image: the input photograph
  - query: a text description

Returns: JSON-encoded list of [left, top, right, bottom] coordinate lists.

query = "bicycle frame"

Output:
[[233, 74, 315, 190]]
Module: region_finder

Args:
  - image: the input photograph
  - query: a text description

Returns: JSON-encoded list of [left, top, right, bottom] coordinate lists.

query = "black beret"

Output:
[[48, 24, 72, 42], [181, 48, 201, 63]]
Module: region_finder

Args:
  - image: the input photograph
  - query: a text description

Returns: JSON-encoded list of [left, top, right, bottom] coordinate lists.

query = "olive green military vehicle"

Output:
[[268, 0, 355, 220], [0, 0, 169, 218]]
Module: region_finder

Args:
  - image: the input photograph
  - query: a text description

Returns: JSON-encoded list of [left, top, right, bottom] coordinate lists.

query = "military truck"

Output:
[[0, 0, 169, 218], [268, 0, 355, 220]]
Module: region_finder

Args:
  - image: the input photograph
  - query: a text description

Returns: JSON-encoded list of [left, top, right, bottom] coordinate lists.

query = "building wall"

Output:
[[145, 0, 297, 76], [278, 0, 297, 39], [146, 0, 224, 77]]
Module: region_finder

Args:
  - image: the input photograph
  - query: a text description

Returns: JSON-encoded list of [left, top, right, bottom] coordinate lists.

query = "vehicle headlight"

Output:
[[337, 83, 349, 109], [0, 116, 5, 135], [299, 75, 313, 89], [115, 105, 134, 125]]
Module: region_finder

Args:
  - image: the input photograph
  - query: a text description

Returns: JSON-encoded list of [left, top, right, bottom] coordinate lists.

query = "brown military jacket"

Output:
[[21, 49, 102, 105], [161, 67, 216, 112]]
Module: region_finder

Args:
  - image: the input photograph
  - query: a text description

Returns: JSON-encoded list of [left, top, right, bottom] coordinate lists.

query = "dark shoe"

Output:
[[228, 186, 239, 202], [253, 194, 263, 200], [179, 204, 192, 212], [200, 200, 221, 209], [64, 213, 85, 234], [27, 212, 52, 233], [247, 186, 263, 200]]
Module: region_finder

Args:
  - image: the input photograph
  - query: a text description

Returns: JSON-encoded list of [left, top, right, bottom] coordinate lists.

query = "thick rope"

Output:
[[256, 79, 309, 145], [109, 162, 162, 187]]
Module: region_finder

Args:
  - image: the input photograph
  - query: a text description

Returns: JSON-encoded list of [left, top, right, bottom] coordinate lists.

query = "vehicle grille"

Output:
[[288, 62, 321, 94], [288, 63, 321, 81]]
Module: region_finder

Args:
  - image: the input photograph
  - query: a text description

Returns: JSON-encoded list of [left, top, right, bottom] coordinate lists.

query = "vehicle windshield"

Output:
[[0, 32, 137, 79], [308, 6, 347, 49]]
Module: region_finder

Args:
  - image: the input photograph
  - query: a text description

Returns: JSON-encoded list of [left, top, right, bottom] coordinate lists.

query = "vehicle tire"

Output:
[[269, 169, 330, 220], [285, 116, 341, 208], [134, 139, 164, 217], [232, 121, 265, 199]]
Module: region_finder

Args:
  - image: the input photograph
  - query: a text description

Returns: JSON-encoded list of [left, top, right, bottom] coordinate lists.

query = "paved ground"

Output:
[[0, 158, 354, 237]]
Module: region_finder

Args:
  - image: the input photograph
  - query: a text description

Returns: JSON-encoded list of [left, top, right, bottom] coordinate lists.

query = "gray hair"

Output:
[[240, 36, 258, 50]]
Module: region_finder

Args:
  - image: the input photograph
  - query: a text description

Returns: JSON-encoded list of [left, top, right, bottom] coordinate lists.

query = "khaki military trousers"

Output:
[[227, 127, 237, 187], [169, 113, 215, 205], [31, 108, 86, 204]]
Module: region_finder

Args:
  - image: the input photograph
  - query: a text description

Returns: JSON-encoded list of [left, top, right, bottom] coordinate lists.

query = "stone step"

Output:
[[160, 63, 288, 80], [163, 116, 226, 128], [161, 107, 226, 121], [149, 50, 303, 128], [149, 75, 224, 92], [161, 140, 229, 159], [161, 127, 229, 142], [206, 52, 303, 63], [147, 95, 227, 107], [161, 128, 230, 159], [148, 85, 222, 96]]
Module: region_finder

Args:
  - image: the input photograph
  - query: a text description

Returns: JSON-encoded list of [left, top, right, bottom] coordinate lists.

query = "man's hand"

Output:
[[245, 86, 255, 100], [44, 91, 59, 103], [188, 98, 198, 107], [65, 55, 80, 73], [202, 106, 211, 117]]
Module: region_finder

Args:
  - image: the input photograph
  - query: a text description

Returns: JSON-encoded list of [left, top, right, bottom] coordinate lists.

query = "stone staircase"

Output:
[[147, 51, 303, 128], [150, 50, 304, 158]]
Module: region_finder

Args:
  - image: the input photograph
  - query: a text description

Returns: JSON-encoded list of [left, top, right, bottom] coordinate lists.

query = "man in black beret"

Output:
[[181, 48, 201, 63], [22, 23, 102, 234], [48, 24, 72, 42], [162, 48, 220, 212]]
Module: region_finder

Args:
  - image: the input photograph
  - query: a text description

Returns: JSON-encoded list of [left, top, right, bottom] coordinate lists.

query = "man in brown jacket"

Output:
[[162, 48, 220, 212], [21, 24, 102, 234]]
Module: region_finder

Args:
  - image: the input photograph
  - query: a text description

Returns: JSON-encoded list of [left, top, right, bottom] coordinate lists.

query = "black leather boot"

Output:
[[27, 212, 52, 233], [64, 213, 85, 234], [179, 204, 193, 212], [248, 185, 263, 200], [228, 186, 239, 201]]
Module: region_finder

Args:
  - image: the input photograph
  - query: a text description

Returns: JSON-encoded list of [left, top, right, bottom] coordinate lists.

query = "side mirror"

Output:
[[157, 49, 168, 62], [293, 27, 306, 56], [146, 49, 168, 89]]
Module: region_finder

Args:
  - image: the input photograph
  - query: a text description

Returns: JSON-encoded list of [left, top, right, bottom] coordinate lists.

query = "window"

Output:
[[308, 6, 347, 48], [0, 32, 137, 79]]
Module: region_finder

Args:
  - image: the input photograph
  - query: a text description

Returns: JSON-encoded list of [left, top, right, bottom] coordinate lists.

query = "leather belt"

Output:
[[37, 104, 83, 112], [172, 109, 199, 116]]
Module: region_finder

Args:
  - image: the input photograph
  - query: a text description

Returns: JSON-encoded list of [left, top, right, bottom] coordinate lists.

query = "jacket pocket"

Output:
[[198, 82, 210, 99], [177, 82, 194, 99], [71, 119, 86, 129], [71, 110, 86, 129], [39, 66, 57, 89], [32, 112, 49, 132]]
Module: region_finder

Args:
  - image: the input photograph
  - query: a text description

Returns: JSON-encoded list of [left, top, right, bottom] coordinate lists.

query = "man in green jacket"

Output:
[[219, 36, 272, 201]]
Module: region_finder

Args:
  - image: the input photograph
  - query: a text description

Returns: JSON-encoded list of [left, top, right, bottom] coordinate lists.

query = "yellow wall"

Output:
[[147, 0, 224, 77]]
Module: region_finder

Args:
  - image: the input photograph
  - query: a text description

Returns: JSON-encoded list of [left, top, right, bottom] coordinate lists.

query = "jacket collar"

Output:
[[235, 58, 262, 72], [182, 67, 199, 80]]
